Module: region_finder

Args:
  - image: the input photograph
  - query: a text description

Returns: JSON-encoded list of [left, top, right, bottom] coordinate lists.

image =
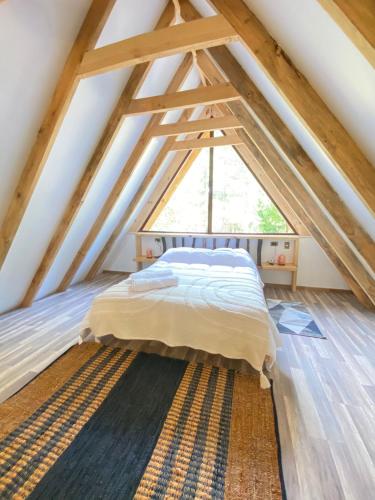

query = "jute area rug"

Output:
[[0, 344, 285, 499]]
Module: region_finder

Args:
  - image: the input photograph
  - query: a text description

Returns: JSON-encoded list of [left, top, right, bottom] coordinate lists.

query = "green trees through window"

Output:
[[147, 141, 293, 234]]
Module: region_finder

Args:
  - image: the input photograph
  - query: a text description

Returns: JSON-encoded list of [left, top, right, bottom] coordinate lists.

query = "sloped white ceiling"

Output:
[[0, 0, 92, 219], [243, 0, 375, 164], [0, 0, 373, 314]]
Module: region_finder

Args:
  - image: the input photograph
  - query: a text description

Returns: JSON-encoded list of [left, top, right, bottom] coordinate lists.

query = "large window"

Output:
[[145, 140, 293, 234]]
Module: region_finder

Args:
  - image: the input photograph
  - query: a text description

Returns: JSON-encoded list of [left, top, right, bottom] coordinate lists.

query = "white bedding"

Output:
[[80, 248, 281, 387]]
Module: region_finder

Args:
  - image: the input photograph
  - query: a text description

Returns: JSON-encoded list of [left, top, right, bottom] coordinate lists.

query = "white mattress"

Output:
[[81, 256, 281, 384]]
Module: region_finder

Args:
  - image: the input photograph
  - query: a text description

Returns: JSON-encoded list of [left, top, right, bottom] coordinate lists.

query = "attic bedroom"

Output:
[[0, 0, 374, 498]]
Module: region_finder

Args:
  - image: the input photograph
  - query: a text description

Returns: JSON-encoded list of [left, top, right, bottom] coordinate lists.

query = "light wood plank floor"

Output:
[[0, 274, 374, 500], [0, 272, 125, 403]]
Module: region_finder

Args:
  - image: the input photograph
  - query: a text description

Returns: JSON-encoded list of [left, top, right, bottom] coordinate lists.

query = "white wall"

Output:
[[105, 234, 349, 290]]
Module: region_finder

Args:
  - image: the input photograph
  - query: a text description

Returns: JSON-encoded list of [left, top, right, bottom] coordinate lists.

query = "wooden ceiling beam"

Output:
[[152, 116, 242, 137], [78, 15, 238, 78], [170, 135, 242, 151], [0, 0, 117, 270], [56, 58, 194, 293], [221, 129, 309, 236], [20, 3, 177, 308], [124, 83, 240, 116], [129, 116, 214, 234], [144, 138, 208, 231], [131, 153, 197, 234], [180, 3, 374, 272], [316, 0, 375, 68], [235, 144, 309, 236], [205, 0, 375, 214]]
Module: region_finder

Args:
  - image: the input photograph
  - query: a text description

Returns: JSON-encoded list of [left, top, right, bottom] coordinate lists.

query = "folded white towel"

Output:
[[130, 276, 178, 292], [130, 268, 174, 281]]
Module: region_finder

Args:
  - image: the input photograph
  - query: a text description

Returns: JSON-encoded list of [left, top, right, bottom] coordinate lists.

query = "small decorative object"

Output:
[[277, 254, 286, 266], [268, 258, 274, 265], [146, 248, 153, 259]]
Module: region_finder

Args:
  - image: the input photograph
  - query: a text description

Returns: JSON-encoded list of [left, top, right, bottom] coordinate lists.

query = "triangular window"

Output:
[[144, 140, 294, 234]]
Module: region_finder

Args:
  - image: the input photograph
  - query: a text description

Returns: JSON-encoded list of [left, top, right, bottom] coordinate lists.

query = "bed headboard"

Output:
[[134, 232, 301, 291], [135, 233, 300, 266], [157, 235, 262, 264]]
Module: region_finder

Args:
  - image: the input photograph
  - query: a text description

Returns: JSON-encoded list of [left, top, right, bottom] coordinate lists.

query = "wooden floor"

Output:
[[0, 273, 124, 403], [0, 273, 374, 499], [266, 286, 375, 500]]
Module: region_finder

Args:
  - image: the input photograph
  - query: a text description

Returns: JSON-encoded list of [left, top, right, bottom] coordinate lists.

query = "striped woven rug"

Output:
[[0, 344, 285, 499]]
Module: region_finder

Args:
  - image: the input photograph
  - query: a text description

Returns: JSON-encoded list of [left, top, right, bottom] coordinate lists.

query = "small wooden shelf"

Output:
[[135, 231, 302, 240], [259, 263, 297, 272], [134, 256, 159, 263]]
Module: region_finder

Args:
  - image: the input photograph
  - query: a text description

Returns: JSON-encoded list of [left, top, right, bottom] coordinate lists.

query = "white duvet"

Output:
[[81, 249, 281, 387]]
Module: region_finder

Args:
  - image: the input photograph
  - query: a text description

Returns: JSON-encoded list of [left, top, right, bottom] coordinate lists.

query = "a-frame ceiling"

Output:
[[0, 0, 374, 313]]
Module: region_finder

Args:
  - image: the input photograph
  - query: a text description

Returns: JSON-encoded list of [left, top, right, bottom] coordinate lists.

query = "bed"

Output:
[[80, 247, 281, 388]]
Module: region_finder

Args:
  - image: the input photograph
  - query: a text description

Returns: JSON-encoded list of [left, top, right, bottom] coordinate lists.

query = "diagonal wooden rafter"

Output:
[[316, 0, 375, 68], [0, 0, 117, 270], [57, 58, 196, 293], [152, 116, 242, 137], [78, 15, 239, 77], [241, 126, 375, 307], [222, 129, 308, 236], [234, 144, 308, 236], [86, 148, 202, 280], [21, 2, 177, 307], [181, 2, 375, 272], [201, 0, 375, 214], [124, 83, 240, 116], [170, 135, 243, 151], [208, 105, 308, 236], [194, 47, 374, 305], [130, 136, 212, 234], [86, 131, 209, 280], [143, 136, 209, 232], [235, 108, 375, 307]]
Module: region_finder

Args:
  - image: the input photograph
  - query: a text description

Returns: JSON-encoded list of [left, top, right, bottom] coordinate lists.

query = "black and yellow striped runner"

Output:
[[0, 346, 285, 499]]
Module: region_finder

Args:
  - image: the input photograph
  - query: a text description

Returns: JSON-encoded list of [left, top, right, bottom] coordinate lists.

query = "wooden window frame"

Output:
[[141, 141, 296, 237]]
